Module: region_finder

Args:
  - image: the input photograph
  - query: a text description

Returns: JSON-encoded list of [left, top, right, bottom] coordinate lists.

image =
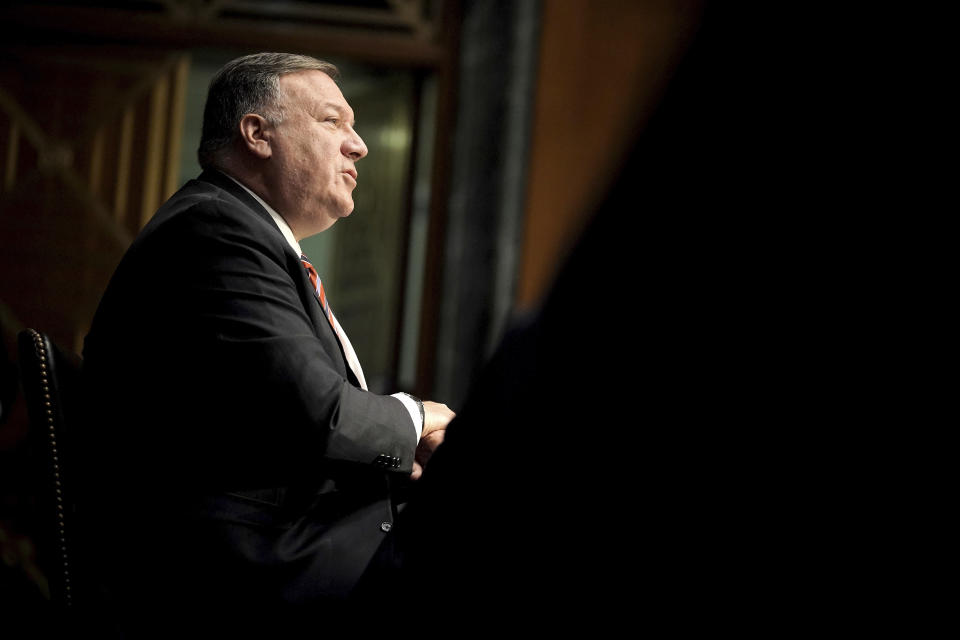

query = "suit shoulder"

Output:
[[149, 179, 254, 227], [136, 180, 284, 252]]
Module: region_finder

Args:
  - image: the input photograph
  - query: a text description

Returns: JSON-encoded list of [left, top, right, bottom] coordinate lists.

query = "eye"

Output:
[[324, 117, 340, 126]]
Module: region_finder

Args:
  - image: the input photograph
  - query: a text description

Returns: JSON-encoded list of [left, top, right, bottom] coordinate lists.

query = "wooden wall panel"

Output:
[[0, 47, 189, 352], [516, 0, 703, 308]]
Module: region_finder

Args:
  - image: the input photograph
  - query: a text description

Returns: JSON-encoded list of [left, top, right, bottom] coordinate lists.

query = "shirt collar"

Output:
[[223, 173, 303, 257]]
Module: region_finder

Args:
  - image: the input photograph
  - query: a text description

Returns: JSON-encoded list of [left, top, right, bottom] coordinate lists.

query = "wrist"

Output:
[[403, 392, 425, 426], [413, 394, 426, 425]]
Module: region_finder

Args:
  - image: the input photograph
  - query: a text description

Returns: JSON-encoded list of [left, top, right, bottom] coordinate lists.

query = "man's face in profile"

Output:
[[267, 70, 368, 239]]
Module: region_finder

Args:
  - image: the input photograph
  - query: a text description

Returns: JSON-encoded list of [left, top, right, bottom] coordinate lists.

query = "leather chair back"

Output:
[[17, 328, 83, 610]]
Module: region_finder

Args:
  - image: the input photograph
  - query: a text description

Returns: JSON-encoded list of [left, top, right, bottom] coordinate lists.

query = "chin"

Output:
[[314, 209, 352, 234], [337, 200, 356, 218]]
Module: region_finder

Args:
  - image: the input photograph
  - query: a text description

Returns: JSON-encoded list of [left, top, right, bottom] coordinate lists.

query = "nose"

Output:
[[343, 126, 368, 160]]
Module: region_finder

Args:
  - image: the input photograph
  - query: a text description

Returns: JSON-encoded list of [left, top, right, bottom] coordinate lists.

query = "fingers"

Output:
[[412, 401, 454, 480], [418, 429, 447, 453], [422, 401, 455, 436]]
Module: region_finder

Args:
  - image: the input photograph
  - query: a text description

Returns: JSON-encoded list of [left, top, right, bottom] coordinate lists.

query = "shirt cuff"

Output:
[[391, 392, 424, 440]]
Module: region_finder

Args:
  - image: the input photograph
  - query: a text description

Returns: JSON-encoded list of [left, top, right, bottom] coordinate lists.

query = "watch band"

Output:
[[405, 392, 425, 426]]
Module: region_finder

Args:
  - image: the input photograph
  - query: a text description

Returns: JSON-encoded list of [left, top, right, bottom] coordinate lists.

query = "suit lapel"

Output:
[[304, 290, 362, 388], [198, 170, 358, 386]]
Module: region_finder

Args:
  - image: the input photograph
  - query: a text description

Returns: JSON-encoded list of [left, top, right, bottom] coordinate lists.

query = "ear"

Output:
[[238, 113, 272, 159]]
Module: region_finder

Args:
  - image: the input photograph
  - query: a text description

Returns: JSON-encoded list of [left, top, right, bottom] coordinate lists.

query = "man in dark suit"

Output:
[[80, 53, 453, 635]]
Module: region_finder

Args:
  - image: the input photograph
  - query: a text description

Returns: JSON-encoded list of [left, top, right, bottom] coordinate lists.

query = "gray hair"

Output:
[[197, 52, 339, 170]]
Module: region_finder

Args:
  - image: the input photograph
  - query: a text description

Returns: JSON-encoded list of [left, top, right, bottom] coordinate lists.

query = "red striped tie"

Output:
[[300, 253, 369, 390], [300, 254, 335, 332]]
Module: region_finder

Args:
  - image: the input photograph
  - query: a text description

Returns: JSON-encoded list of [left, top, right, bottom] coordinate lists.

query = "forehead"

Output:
[[278, 70, 352, 114]]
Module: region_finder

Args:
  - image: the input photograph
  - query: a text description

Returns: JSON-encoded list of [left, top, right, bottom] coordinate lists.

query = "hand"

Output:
[[411, 401, 454, 480]]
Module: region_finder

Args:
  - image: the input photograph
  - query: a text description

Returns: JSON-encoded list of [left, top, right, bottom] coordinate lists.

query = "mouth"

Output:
[[343, 169, 358, 182]]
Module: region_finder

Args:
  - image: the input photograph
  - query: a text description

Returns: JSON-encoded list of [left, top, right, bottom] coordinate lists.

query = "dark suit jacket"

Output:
[[79, 169, 417, 632]]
